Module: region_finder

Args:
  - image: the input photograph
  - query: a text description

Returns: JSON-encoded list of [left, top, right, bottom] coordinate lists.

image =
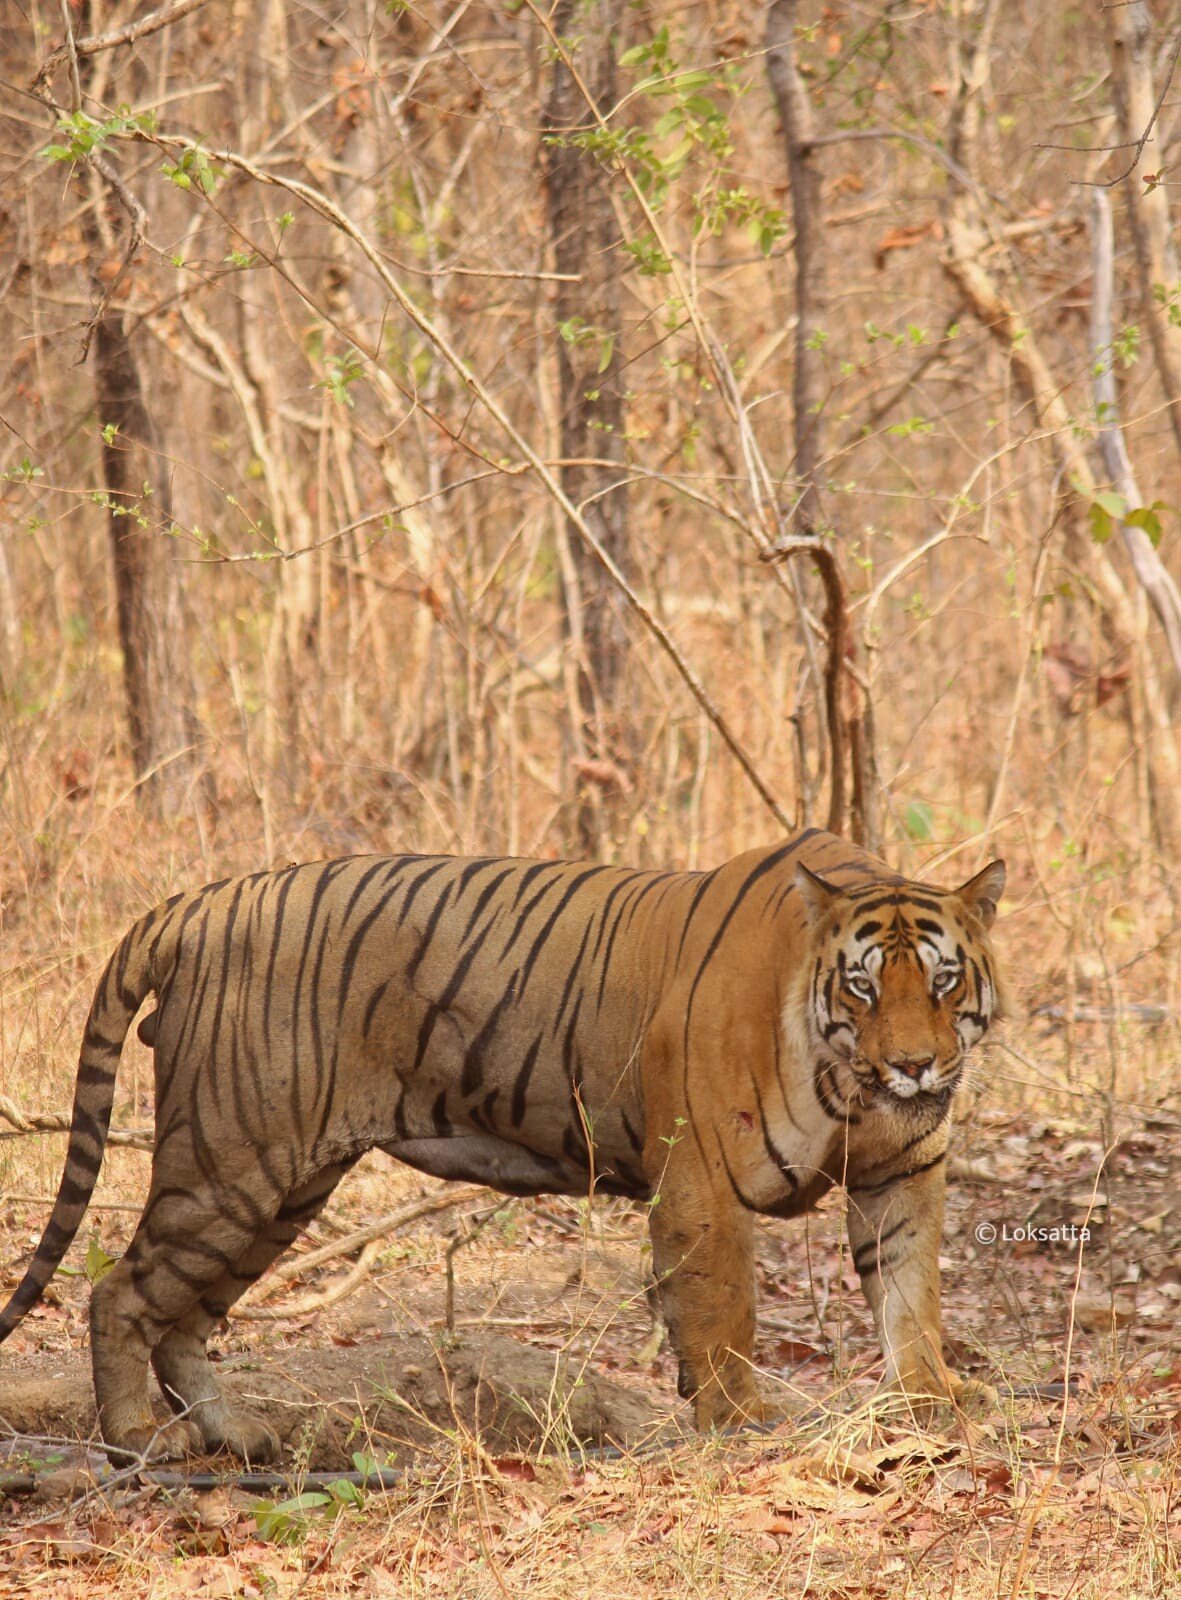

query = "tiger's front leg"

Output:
[[846, 1158, 991, 1417], [645, 1139, 770, 1430]]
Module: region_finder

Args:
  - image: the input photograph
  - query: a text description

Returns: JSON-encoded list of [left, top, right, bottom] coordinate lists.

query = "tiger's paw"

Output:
[[207, 1412, 281, 1466], [945, 1375, 999, 1417], [692, 1384, 793, 1433], [104, 1416, 205, 1463], [885, 1374, 999, 1430]]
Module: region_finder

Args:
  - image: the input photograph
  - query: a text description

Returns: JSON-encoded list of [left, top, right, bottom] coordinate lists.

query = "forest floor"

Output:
[[2, 1044, 1180, 1598]]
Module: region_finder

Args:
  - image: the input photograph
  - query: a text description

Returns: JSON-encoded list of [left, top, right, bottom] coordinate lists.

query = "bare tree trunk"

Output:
[[941, 0, 1180, 856], [765, 1, 878, 848], [765, 0, 825, 532], [1091, 189, 1181, 680], [93, 314, 210, 815], [545, 0, 631, 854], [47, 3, 212, 818], [1104, 0, 1181, 459]]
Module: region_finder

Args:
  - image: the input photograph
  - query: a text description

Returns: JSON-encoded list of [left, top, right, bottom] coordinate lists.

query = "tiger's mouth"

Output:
[[853, 1056, 963, 1106]]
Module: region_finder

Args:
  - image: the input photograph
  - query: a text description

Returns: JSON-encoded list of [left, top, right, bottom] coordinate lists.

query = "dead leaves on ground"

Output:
[[3, 1407, 1178, 1598]]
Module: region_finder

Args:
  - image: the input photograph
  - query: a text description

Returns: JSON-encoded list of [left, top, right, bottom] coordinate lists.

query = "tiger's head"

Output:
[[796, 858, 1006, 1110]]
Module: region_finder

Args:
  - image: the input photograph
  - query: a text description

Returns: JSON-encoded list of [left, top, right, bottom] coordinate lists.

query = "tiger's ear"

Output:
[[795, 862, 840, 924], [955, 860, 1006, 928]]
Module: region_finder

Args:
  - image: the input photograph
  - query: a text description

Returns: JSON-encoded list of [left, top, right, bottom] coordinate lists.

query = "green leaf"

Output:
[[904, 801, 934, 842], [1093, 490, 1126, 519], [85, 1238, 117, 1285], [672, 70, 714, 91], [1125, 505, 1165, 546], [252, 1492, 331, 1544], [1088, 502, 1115, 544]]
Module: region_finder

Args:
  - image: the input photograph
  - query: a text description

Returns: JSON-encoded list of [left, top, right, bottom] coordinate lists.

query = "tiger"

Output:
[[0, 828, 1005, 1463]]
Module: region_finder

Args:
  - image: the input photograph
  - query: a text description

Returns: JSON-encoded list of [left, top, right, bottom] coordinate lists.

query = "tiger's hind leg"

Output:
[[90, 1198, 269, 1462], [90, 1163, 344, 1463], [150, 1165, 351, 1463]]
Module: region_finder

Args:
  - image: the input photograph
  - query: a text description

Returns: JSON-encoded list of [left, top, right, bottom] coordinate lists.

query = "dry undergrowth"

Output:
[[2, 808, 1180, 1596], [2, 651, 1181, 1599]]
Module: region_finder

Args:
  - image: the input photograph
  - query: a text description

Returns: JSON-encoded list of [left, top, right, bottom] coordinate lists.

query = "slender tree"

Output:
[[92, 313, 210, 816], [544, 0, 632, 853]]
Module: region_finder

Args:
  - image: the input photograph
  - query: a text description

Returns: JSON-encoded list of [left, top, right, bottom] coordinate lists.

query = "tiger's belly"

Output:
[[379, 1131, 648, 1200]]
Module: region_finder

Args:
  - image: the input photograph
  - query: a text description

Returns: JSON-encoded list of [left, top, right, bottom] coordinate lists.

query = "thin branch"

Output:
[[1090, 186, 1181, 679], [122, 128, 792, 831], [1101, 23, 1181, 187], [31, 0, 215, 94], [759, 536, 848, 836], [0, 1096, 152, 1152]]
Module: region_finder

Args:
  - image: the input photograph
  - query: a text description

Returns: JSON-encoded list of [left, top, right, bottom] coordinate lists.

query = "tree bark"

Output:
[[93, 314, 210, 815], [545, 0, 632, 852], [1090, 188, 1181, 680], [765, 1, 878, 848], [1103, 1, 1181, 459], [940, 0, 1180, 855], [765, 0, 825, 532]]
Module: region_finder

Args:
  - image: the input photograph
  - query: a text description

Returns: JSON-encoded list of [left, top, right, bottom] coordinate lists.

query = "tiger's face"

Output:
[[798, 859, 1005, 1110]]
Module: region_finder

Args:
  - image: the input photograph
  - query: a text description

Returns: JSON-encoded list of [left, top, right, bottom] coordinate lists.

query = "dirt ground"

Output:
[[2, 1088, 1180, 1493]]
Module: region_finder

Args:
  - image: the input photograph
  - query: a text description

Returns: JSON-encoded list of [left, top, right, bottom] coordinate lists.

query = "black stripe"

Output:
[[672, 868, 720, 968], [553, 916, 595, 1034], [262, 867, 301, 1051], [813, 1060, 857, 1123], [509, 861, 556, 912], [403, 870, 459, 986], [431, 1090, 452, 1136], [362, 980, 389, 1036], [718, 1142, 760, 1212], [336, 859, 410, 1017], [681, 838, 817, 1056], [510, 1036, 544, 1127], [852, 1217, 908, 1276], [516, 867, 611, 994], [594, 876, 656, 1012], [460, 983, 517, 1096], [621, 1108, 645, 1157], [458, 864, 519, 945], [755, 1084, 799, 1188], [847, 1151, 946, 1197], [588, 871, 646, 967]]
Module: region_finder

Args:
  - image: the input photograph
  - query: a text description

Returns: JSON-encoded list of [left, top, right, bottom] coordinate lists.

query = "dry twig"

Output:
[[233, 1185, 490, 1316], [0, 1097, 152, 1153]]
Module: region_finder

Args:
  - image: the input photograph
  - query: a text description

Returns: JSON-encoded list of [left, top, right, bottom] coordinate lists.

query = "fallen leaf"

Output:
[[1073, 1294, 1136, 1330], [873, 220, 942, 269]]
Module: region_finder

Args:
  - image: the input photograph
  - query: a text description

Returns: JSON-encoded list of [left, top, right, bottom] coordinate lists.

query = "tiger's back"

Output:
[[0, 828, 1006, 1461]]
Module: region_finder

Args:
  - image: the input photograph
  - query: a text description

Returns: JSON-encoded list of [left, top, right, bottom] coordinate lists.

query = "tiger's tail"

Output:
[[0, 902, 173, 1342]]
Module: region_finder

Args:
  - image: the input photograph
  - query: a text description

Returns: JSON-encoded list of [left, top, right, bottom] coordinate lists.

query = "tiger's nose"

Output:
[[887, 1053, 935, 1080]]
